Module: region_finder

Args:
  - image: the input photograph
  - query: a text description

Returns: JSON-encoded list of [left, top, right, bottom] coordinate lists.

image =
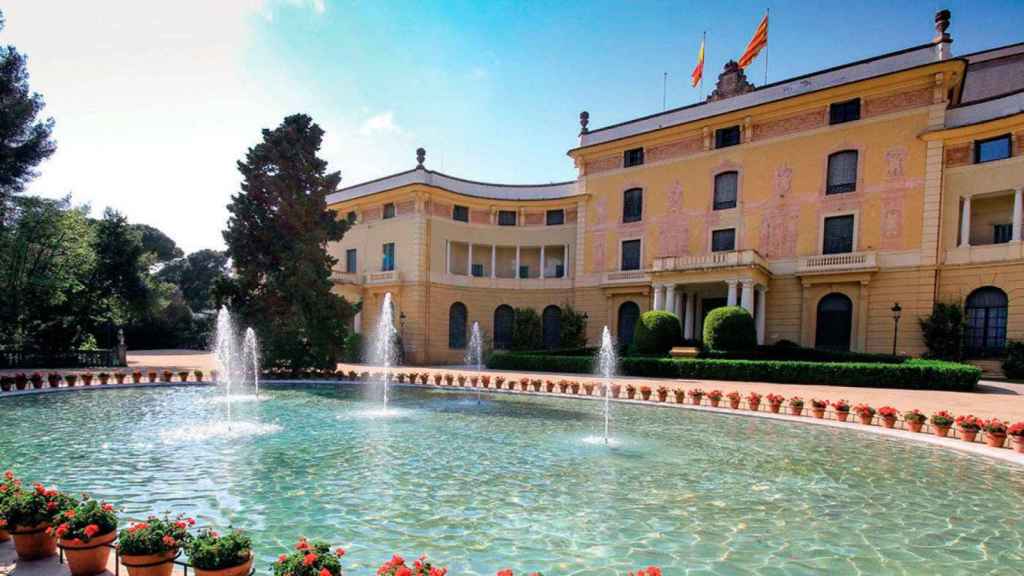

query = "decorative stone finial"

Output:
[[706, 60, 756, 102], [935, 9, 951, 36], [579, 111, 590, 134], [416, 147, 426, 167]]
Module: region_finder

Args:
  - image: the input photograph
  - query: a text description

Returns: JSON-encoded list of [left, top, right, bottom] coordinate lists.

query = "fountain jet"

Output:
[[465, 322, 483, 402], [596, 326, 618, 445], [370, 293, 399, 405]]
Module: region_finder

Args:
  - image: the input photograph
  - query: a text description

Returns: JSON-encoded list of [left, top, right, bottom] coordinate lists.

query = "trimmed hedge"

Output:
[[633, 311, 682, 355], [485, 352, 980, 391], [703, 306, 756, 351], [700, 346, 905, 364]]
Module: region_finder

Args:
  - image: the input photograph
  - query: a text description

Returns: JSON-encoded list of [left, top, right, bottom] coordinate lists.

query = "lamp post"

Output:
[[891, 302, 902, 356]]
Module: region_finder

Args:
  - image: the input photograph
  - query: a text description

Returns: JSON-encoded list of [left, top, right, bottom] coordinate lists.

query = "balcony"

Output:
[[330, 271, 362, 284], [653, 249, 767, 272], [945, 241, 1024, 265], [603, 270, 650, 284], [366, 270, 401, 284], [797, 251, 877, 274]]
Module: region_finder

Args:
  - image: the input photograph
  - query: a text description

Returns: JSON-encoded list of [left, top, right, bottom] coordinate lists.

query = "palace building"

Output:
[[325, 10, 1024, 367]]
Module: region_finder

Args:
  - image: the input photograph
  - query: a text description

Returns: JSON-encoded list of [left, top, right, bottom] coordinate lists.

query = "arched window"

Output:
[[827, 150, 858, 194], [493, 305, 514, 350], [713, 172, 738, 210], [623, 188, 643, 223], [542, 305, 562, 349], [448, 302, 467, 349], [617, 301, 640, 348], [965, 287, 1008, 355], [815, 293, 853, 351]]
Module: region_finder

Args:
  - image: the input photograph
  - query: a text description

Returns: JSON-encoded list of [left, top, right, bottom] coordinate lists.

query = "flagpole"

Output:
[[663, 71, 668, 110], [763, 8, 769, 86]]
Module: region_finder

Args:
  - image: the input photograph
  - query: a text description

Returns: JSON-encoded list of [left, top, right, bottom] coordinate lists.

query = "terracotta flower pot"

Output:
[[61, 530, 116, 576], [121, 549, 178, 576], [626, 389, 636, 400], [907, 420, 924, 433], [985, 433, 1006, 448], [858, 413, 873, 425], [729, 398, 740, 409], [960, 429, 978, 443], [836, 411, 849, 422], [769, 402, 782, 414], [11, 523, 57, 560], [811, 408, 825, 419], [881, 416, 897, 429], [709, 397, 720, 408], [933, 424, 950, 438], [0, 528, 10, 542], [748, 400, 761, 411], [657, 391, 668, 402], [790, 406, 804, 417], [691, 396, 702, 406], [640, 389, 651, 401], [1012, 436, 1024, 454], [195, 555, 254, 576]]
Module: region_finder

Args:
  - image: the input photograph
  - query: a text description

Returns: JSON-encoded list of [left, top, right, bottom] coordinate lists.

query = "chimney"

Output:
[[934, 9, 951, 60]]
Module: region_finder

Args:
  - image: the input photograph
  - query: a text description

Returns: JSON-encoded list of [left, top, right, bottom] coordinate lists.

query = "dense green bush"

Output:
[[1004, 341, 1024, 380], [342, 333, 363, 363], [559, 304, 588, 349], [485, 352, 979, 391], [919, 302, 965, 360], [632, 311, 682, 355], [512, 308, 542, 350], [703, 306, 756, 351], [701, 344, 904, 364]]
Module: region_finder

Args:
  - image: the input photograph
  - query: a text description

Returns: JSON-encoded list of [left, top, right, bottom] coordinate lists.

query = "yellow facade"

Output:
[[325, 31, 1024, 366]]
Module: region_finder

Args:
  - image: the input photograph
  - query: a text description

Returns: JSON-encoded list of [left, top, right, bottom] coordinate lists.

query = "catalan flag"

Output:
[[738, 12, 768, 69], [690, 36, 705, 88]]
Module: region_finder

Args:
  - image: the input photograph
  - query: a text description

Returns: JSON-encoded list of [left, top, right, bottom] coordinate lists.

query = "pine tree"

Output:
[[221, 114, 353, 370]]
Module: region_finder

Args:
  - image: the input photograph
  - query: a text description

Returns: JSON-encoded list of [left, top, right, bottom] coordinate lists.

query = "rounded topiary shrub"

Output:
[[1003, 341, 1024, 380], [703, 306, 756, 352], [632, 311, 682, 355]]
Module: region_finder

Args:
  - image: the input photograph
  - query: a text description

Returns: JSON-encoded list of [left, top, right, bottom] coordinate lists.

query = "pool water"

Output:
[[2, 384, 1023, 575]]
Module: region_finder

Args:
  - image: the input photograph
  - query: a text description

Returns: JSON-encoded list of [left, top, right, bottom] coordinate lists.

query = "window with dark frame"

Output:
[[382, 242, 395, 271], [714, 126, 741, 148], [711, 228, 736, 252], [453, 205, 469, 222], [829, 98, 861, 125], [622, 188, 643, 222], [448, 302, 467, 349], [498, 210, 517, 226], [713, 172, 738, 210], [826, 150, 858, 194], [546, 209, 565, 225], [623, 147, 645, 167], [620, 239, 641, 271], [345, 249, 357, 273], [822, 215, 855, 254], [994, 223, 1013, 244], [382, 203, 396, 219], [975, 134, 1011, 164]]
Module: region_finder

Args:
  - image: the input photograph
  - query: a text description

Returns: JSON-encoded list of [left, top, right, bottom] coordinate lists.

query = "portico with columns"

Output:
[[649, 272, 771, 345]]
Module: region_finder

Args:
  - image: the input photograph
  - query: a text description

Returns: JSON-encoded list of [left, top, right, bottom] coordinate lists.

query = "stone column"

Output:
[[675, 290, 684, 324], [540, 245, 546, 278], [684, 292, 695, 339], [354, 311, 362, 335], [491, 245, 496, 278], [653, 285, 664, 311], [665, 284, 677, 316], [446, 240, 452, 274], [755, 287, 767, 345], [467, 243, 473, 277], [1013, 188, 1023, 242], [515, 246, 521, 279], [726, 280, 738, 306], [959, 195, 972, 247], [740, 280, 754, 314]]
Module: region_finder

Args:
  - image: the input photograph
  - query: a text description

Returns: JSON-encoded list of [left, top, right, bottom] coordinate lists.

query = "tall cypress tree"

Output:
[[222, 114, 352, 370]]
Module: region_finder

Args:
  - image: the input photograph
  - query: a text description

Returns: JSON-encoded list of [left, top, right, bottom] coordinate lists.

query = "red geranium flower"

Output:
[[84, 524, 100, 538], [4, 470, 13, 480], [278, 554, 288, 563], [296, 539, 311, 551], [319, 569, 332, 576], [64, 509, 76, 518], [34, 483, 46, 495], [303, 553, 318, 567], [102, 503, 114, 512], [335, 547, 346, 557], [162, 535, 177, 548]]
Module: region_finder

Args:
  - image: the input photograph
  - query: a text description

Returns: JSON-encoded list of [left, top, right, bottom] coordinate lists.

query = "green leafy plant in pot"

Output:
[[185, 528, 253, 576], [53, 497, 118, 576], [118, 514, 194, 576]]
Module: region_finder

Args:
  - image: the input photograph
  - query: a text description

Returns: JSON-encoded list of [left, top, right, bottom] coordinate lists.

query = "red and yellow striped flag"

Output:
[[690, 38, 705, 87], [738, 13, 768, 69]]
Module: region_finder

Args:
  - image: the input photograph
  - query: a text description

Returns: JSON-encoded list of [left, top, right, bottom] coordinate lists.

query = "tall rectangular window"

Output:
[[711, 228, 736, 252], [345, 249, 357, 273], [383, 203, 396, 219], [498, 210, 517, 226], [382, 242, 395, 271], [621, 239, 641, 271], [823, 215, 855, 254], [453, 205, 469, 222], [975, 134, 1011, 163], [623, 147, 645, 167], [623, 188, 643, 222], [715, 126, 741, 148], [546, 209, 565, 225], [713, 172, 738, 210], [827, 150, 858, 194], [829, 98, 861, 125]]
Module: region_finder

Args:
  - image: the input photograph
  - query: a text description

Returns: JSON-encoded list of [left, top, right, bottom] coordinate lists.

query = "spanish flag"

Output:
[[738, 12, 768, 69], [690, 37, 705, 88]]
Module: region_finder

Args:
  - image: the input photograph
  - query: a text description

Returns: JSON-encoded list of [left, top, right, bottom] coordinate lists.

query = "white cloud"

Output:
[[359, 111, 402, 136], [1, 0, 337, 253]]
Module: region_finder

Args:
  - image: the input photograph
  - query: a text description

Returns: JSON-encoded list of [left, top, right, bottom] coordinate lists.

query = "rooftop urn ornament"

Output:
[[579, 111, 590, 134], [935, 9, 951, 37], [416, 147, 426, 167]]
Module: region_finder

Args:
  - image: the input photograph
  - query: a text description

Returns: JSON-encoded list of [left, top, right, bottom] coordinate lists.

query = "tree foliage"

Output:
[[511, 307, 542, 351], [918, 302, 965, 361], [219, 114, 353, 370], [559, 304, 588, 349], [133, 223, 184, 263], [156, 249, 228, 313], [0, 10, 56, 223]]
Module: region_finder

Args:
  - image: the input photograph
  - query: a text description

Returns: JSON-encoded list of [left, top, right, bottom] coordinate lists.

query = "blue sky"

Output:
[[7, 0, 1024, 252]]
